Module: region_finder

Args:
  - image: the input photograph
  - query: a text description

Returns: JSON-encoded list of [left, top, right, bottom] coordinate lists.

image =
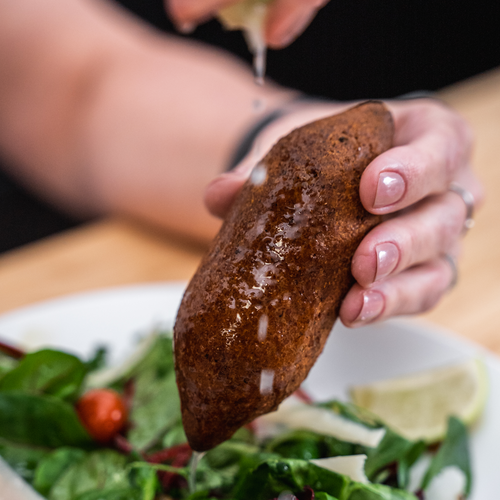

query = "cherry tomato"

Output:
[[76, 388, 128, 443]]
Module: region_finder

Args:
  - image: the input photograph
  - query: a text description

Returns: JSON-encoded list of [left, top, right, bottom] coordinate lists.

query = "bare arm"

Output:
[[0, 0, 294, 242]]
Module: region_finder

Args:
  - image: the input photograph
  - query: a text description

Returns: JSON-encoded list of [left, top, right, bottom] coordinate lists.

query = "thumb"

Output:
[[204, 156, 256, 218]]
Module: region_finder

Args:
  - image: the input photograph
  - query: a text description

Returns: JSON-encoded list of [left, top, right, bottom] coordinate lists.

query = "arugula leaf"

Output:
[[421, 416, 472, 495], [314, 400, 426, 490], [365, 429, 426, 487], [319, 401, 382, 429], [396, 440, 427, 490], [162, 421, 188, 449], [316, 494, 339, 500], [33, 447, 86, 496], [85, 347, 107, 373], [0, 392, 92, 448], [114, 334, 175, 387], [128, 463, 160, 500], [128, 370, 181, 451], [346, 482, 417, 499], [0, 349, 87, 401], [0, 437, 49, 483], [48, 450, 130, 500]]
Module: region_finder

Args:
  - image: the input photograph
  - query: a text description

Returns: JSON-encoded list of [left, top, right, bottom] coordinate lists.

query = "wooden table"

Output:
[[1, 68, 500, 355]]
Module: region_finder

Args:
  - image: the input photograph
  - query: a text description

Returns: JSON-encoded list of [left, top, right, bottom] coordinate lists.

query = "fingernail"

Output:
[[375, 242, 399, 281], [374, 172, 405, 208], [354, 290, 384, 324]]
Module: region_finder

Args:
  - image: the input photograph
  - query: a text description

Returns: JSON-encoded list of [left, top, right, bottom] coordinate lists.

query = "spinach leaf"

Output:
[[0, 437, 49, 483], [0, 392, 92, 448], [33, 447, 86, 496], [191, 439, 269, 495], [186, 494, 230, 500], [421, 416, 472, 495], [232, 458, 349, 500], [74, 488, 143, 500], [0, 349, 87, 401], [48, 450, 130, 500], [265, 430, 365, 461]]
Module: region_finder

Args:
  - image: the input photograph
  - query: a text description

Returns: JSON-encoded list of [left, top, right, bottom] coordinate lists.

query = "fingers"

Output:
[[166, 0, 329, 48], [165, 0, 234, 28], [344, 99, 484, 327], [265, 0, 329, 48], [359, 99, 475, 215], [340, 255, 458, 327], [351, 191, 467, 287]]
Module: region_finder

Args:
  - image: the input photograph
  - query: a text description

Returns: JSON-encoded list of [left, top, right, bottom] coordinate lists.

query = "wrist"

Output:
[[227, 98, 348, 171]]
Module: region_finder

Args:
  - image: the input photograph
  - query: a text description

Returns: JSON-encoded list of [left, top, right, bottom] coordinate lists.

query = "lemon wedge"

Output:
[[350, 359, 488, 442]]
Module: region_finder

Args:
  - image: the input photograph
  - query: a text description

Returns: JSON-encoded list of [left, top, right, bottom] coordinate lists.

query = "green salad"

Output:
[[0, 332, 472, 500]]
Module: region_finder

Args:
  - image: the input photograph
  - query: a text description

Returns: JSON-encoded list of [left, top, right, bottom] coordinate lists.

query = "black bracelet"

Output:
[[225, 107, 289, 171], [225, 92, 434, 171], [225, 94, 331, 171]]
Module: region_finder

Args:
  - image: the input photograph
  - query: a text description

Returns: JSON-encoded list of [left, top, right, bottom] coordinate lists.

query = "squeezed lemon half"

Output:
[[217, 0, 271, 82]]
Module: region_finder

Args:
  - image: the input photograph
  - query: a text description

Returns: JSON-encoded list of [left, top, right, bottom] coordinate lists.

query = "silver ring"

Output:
[[443, 253, 459, 289], [449, 182, 475, 232]]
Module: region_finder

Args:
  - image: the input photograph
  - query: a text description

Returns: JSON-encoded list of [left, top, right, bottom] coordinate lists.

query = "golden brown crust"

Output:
[[174, 101, 394, 451]]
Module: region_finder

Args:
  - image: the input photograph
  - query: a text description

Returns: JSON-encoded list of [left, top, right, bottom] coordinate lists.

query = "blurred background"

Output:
[[1, 0, 499, 253]]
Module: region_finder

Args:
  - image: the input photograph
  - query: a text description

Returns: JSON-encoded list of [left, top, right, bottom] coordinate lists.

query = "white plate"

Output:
[[0, 282, 499, 499]]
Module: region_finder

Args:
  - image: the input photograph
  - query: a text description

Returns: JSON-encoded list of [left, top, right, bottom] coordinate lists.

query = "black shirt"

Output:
[[1, 0, 499, 252]]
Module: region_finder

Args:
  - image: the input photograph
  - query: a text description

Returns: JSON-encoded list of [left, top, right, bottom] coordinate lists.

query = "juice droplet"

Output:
[[253, 44, 267, 86], [258, 313, 269, 341], [217, 1, 268, 86], [253, 97, 267, 113], [189, 451, 206, 493], [260, 369, 274, 395], [250, 162, 267, 186]]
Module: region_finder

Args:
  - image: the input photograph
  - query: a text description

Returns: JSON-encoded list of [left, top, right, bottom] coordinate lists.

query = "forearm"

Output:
[[0, 0, 126, 209], [0, 0, 294, 241]]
